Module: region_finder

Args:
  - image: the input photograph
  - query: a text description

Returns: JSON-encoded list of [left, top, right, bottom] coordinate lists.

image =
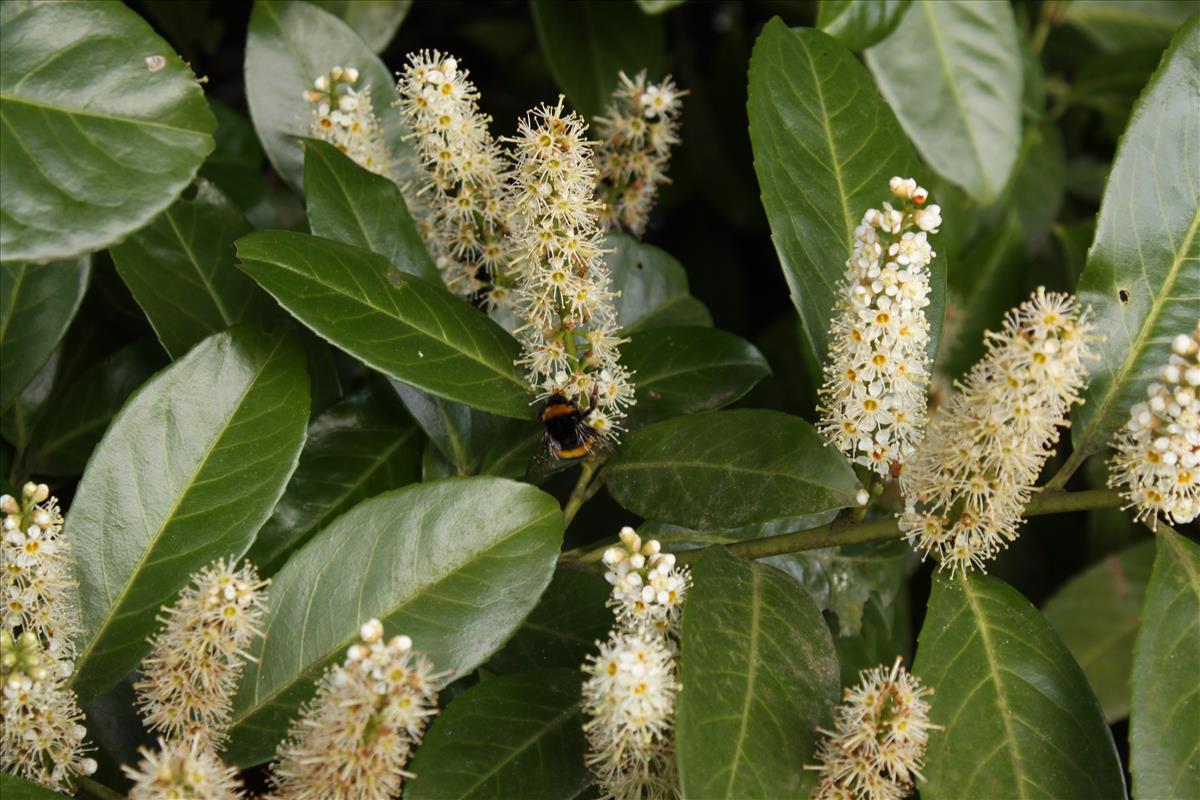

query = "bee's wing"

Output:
[[525, 432, 566, 484], [583, 427, 618, 463]]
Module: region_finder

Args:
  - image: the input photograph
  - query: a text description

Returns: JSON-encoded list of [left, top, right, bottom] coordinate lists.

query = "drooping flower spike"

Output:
[[1108, 323, 1200, 529], [900, 288, 1097, 574], [818, 177, 940, 478]]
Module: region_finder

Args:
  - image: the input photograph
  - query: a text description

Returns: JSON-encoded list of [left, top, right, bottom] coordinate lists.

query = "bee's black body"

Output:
[[526, 393, 614, 482]]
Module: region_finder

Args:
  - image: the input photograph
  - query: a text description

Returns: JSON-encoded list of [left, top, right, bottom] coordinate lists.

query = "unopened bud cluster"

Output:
[[123, 737, 244, 800], [135, 559, 268, 751], [271, 618, 440, 800], [602, 526, 690, 636], [900, 288, 1096, 574], [1108, 323, 1200, 528], [594, 71, 685, 236], [808, 658, 936, 800], [508, 99, 635, 439], [818, 177, 939, 477], [305, 66, 392, 178]]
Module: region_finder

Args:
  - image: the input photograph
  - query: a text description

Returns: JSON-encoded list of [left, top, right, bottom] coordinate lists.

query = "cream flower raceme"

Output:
[[807, 658, 936, 800], [134, 559, 268, 751], [900, 288, 1096, 574], [305, 66, 392, 178], [594, 71, 685, 236], [602, 526, 690, 637], [271, 619, 440, 800], [1108, 323, 1200, 528], [818, 178, 938, 478], [508, 98, 635, 439], [123, 737, 245, 800]]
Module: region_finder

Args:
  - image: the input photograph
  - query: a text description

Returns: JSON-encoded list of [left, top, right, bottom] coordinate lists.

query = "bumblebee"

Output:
[[526, 393, 614, 482]]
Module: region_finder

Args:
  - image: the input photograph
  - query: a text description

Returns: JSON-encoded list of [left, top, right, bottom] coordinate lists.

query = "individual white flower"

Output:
[[900, 288, 1097, 574], [270, 619, 440, 800], [818, 179, 937, 477], [134, 559, 268, 751], [807, 658, 936, 800], [123, 737, 244, 800], [594, 71, 686, 236], [1108, 322, 1200, 528], [602, 527, 690, 636], [582, 627, 680, 800]]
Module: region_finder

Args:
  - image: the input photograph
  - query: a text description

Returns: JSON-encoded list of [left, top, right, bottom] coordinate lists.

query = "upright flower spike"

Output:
[[508, 98, 635, 439], [582, 626, 680, 800], [806, 657, 936, 800], [134, 559, 268, 751], [601, 526, 690, 638], [271, 619, 440, 800], [123, 737, 244, 800], [2, 482, 80, 661], [1108, 323, 1200, 529], [594, 71, 685, 236], [397, 51, 518, 308], [818, 177, 939, 478], [900, 288, 1097, 574]]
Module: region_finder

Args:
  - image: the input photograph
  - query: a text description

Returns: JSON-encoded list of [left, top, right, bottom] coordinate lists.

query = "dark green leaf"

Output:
[[244, 0, 409, 191], [607, 409, 860, 530], [68, 326, 310, 702], [246, 383, 423, 575], [388, 381, 510, 475], [833, 587, 911, 688], [0, 1, 214, 263], [817, 0, 911, 50], [478, 419, 542, 480], [1130, 526, 1200, 800], [110, 180, 275, 358], [606, 233, 712, 332], [915, 572, 1125, 799], [226, 477, 563, 765], [865, 0, 1023, 202], [621, 327, 770, 429], [25, 339, 166, 476], [1008, 122, 1067, 246], [311, 0, 411, 53], [0, 349, 59, 451], [1065, 0, 1198, 52], [489, 569, 613, 674], [1043, 540, 1155, 722], [530, 0, 666, 121], [406, 669, 588, 800], [1067, 48, 1163, 141], [0, 259, 89, 412], [0, 773, 71, 799], [1065, 18, 1200, 470], [199, 98, 270, 213], [747, 22, 944, 367], [236, 230, 530, 418], [676, 547, 840, 798], [303, 138, 439, 283]]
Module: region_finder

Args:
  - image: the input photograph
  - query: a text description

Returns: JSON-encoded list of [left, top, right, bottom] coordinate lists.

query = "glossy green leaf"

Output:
[[1065, 0, 1199, 52], [244, 0, 409, 191], [0, 348, 59, 451], [865, 1, 1022, 202], [0, 773, 70, 799], [0, 259, 89, 412], [246, 383, 423, 575], [530, 0, 665, 121], [25, 339, 166, 476], [226, 477, 563, 765], [747, 22, 944, 367], [1130, 526, 1200, 800], [817, 0, 911, 50], [68, 326, 310, 702], [1066, 18, 1200, 470], [406, 669, 588, 800], [676, 547, 840, 798], [303, 138, 438, 283], [1043, 540, 1155, 722], [489, 569, 613, 674], [607, 409, 860, 531], [606, 233, 711, 332], [0, 1, 214, 263], [236, 230, 531, 418], [110, 180, 275, 358], [199, 98, 270, 215], [915, 572, 1125, 799], [311, 0, 411, 52], [388, 381, 513, 475], [477, 419, 542, 480], [621, 327, 770, 429]]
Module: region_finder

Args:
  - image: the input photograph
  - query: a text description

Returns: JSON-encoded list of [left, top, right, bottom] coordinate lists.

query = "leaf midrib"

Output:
[[0, 92, 208, 137], [451, 698, 581, 798], [722, 567, 762, 798]]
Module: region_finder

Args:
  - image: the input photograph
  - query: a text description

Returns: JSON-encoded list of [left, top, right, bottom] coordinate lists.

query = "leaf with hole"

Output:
[[236, 230, 530, 418], [676, 546, 840, 798], [914, 571, 1125, 799], [406, 669, 589, 800], [67, 325, 310, 702], [607, 409, 860, 532], [0, 1, 214, 263], [226, 477, 563, 765]]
